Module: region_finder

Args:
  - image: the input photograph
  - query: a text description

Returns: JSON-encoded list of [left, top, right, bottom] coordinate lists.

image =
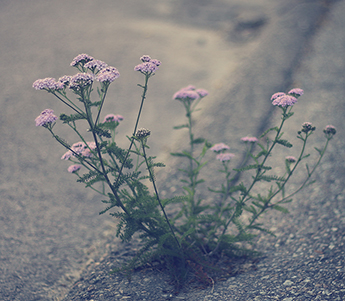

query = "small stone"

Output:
[[283, 280, 294, 286]]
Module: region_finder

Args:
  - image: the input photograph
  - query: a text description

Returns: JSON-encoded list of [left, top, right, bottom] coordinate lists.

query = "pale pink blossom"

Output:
[[241, 136, 258, 143], [216, 153, 235, 162], [70, 53, 94, 67], [210, 143, 230, 152], [35, 109, 58, 127], [68, 164, 82, 173], [288, 88, 304, 96], [285, 156, 297, 163], [103, 114, 124, 123]]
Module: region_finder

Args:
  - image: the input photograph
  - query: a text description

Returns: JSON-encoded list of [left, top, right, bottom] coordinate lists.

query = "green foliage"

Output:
[[35, 55, 335, 289]]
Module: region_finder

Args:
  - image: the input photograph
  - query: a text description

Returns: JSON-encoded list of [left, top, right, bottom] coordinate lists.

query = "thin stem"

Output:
[[142, 142, 181, 249], [113, 74, 150, 190], [94, 84, 109, 125], [245, 131, 310, 229], [220, 108, 289, 238], [274, 137, 330, 205], [53, 91, 85, 115]]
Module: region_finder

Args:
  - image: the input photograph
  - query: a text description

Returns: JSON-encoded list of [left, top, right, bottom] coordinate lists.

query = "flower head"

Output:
[[61, 150, 73, 160], [173, 89, 200, 101], [58, 75, 72, 87], [216, 153, 235, 162], [300, 122, 316, 134], [323, 125, 336, 138], [135, 128, 151, 139], [67, 164, 82, 173], [61, 141, 97, 160], [241, 136, 258, 143], [134, 55, 161, 75], [210, 143, 230, 152], [271, 92, 285, 101], [103, 114, 124, 123], [71, 142, 86, 154], [81, 142, 97, 157], [288, 88, 304, 96], [96, 66, 120, 83], [140, 55, 152, 62], [196, 89, 209, 98], [173, 85, 208, 102], [69, 73, 95, 91], [285, 156, 297, 163], [272, 94, 297, 107], [84, 59, 108, 72], [70, 53, 94, 67], [271, 88, 303, 107], [33, 78, 64, 91], [35, 109, 58, 127]]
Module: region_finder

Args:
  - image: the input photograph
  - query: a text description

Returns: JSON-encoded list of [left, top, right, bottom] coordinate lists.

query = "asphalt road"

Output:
[[0, 0, 344, 300]]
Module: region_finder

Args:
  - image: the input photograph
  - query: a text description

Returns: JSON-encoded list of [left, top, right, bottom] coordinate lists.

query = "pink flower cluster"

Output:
[[61, 141, 97, 160], [32, 78, 64, 91], [70, 53, 94, 67], [84, 59, 108, 71], [241, 136, 258, 143], [68, 164, 82, 173], [69, 73, 95, 91], [96, 66, 120, 83], [33, 54, 120, 92], [210, 143, 235, 162], [210, 143, 230, 152], [285, 156, 297, 163], [323, 125, 336, 136], [271, 88, 304, 107], [35, 109, 58, 127], [216, 153, 235, 162], [134, 55, 161, 75], [103, 114, 124, 123], [172, 85, 209, 102]]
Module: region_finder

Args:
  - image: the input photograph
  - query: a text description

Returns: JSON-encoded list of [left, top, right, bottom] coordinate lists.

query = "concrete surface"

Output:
[[0, 0, 344, 300]]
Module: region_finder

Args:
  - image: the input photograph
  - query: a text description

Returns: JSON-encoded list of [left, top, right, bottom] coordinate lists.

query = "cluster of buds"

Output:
[[299, 122, 316, 134], [135, 128, 151, 140]]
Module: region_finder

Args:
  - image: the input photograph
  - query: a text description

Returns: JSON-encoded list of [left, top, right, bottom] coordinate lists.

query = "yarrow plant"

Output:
[[34, 54, 336, 288]]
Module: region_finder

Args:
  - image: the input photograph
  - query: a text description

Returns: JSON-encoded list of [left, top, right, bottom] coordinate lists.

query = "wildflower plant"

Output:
[[34, 54, 336, 287]]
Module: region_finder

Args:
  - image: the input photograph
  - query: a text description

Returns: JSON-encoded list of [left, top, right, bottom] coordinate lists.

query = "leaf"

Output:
[[243, 205, 257, 215], [279, 198, 293, 204], [192, 137, 205, 144], [92, 126, 111, 138], [314, 147, 323, 155], [301, 154, 310, 160], [272, 204, 289, 214], [247, 224, 276, 237], [170, 151, 191, 158], [173, 124, 189, 130], [276, 139, 293, 148], [257, 175, 286, 182], [260, 126, 279, 138], [60, 113, 86, 123]]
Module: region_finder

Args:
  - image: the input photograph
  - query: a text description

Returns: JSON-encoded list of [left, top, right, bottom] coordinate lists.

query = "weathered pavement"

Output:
[[0, 0, 344, 300]]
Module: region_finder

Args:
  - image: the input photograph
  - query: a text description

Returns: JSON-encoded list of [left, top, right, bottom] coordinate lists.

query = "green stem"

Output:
[[274, 136, 330, 206], [94, 84, 109, 125], [142, 142, 181, 249], [113, 74, 150, 190], [219, 107, 290, 239]]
